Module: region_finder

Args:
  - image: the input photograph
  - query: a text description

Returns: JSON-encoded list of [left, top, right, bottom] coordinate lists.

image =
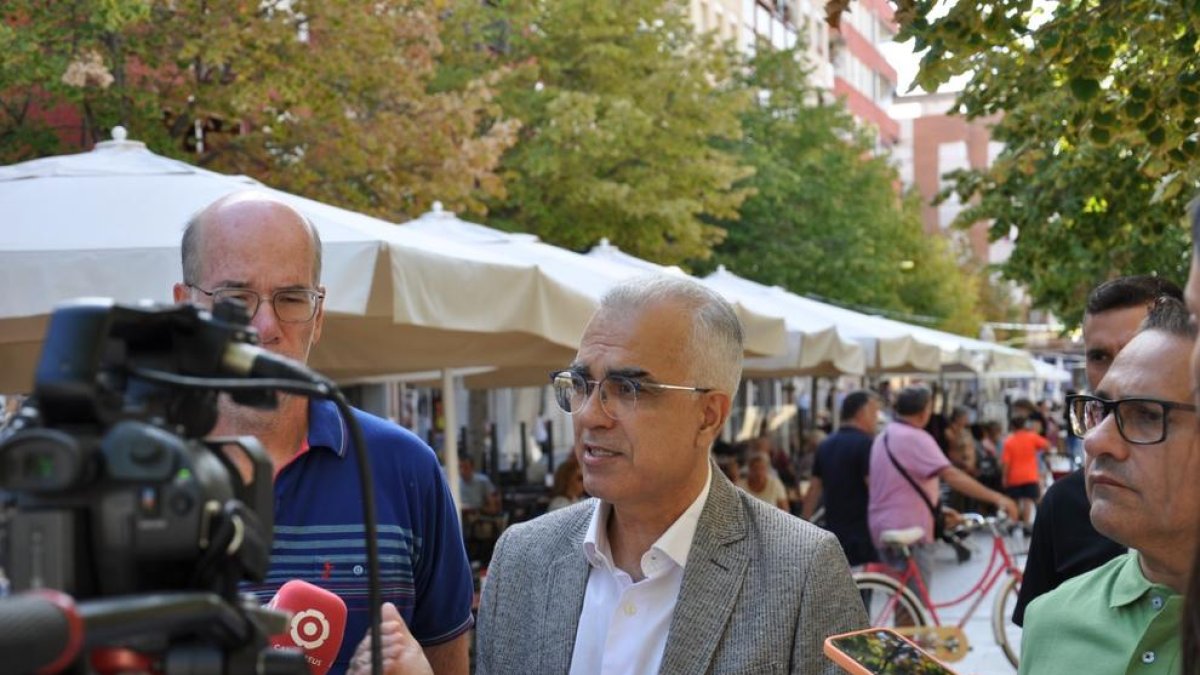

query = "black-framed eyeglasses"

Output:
[[1066, 394, 1198, 445], [188, 284, 324, 323], [549, 370, 713, 420]]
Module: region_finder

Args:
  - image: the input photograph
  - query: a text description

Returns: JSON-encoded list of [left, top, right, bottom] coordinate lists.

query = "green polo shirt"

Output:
[[1019, 551, 1181, 675]]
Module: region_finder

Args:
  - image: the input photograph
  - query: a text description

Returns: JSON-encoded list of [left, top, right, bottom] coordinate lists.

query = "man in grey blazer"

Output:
[[476, 275, 867, 674]]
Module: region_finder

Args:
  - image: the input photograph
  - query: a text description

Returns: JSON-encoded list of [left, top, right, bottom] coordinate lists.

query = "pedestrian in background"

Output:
[[1001, 415, 1049, 531], [548, 455, 585, 511], [803, 389, 881, 566], [740, 451, 790, 511]]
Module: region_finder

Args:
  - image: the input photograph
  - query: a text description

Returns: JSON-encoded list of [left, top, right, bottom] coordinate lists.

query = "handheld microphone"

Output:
[[267, 580, 347, 675]]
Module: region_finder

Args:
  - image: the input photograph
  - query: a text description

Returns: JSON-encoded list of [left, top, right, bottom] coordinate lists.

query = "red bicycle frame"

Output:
[[864, 525, 1022, 627]]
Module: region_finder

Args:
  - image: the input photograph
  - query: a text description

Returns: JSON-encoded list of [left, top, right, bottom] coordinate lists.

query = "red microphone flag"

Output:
[[268, 580, 347, 675]]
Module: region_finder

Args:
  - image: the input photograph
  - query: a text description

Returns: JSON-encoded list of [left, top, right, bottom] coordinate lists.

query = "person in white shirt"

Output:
[[739, 451, 790, 510], [475, 275, 865, 674]]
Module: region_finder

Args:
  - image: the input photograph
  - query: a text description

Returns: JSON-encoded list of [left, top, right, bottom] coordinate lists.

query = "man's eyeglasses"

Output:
[[188, 284, 324, 323], [1065, 394, 1198, 445], [549, 370, 712, 420]]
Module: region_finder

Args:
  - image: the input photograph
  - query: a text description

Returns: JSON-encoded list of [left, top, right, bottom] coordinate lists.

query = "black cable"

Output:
[[128, 368, 384, 675]]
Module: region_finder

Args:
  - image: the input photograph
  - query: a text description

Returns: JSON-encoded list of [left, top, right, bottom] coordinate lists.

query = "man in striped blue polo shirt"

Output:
[[174, 191, 472, 675]]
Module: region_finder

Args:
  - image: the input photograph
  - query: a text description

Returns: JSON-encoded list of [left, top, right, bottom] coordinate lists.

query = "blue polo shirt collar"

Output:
[[306, 398, 349, 459], [1110, 552, 1174, 609]]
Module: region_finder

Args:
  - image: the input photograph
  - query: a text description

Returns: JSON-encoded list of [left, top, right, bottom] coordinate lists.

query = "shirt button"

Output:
[[623, 603, 637, 616], [1150, 596, 1164, 610], [353, 564, 364, 575], [1142, 651, 1156, 664]]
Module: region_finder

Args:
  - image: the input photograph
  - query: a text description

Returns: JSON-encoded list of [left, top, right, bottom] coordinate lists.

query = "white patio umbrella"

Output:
[[702, 267, 945, 374], [0, 129, 632, 507], [969, 357, 1070, 383], [701, 267, 1038, 375], [587, 242, 866, 377], [882, 321, 1035, 375], [0, 128, 603, 393], [394, 205, 791, 389]]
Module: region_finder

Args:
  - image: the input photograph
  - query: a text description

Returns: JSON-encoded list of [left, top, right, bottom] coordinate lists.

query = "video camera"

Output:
[[0, 298, 311, 674]]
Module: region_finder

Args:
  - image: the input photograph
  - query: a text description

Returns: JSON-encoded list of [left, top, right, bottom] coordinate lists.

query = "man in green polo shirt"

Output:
[[1019, 296, 1200, 675]]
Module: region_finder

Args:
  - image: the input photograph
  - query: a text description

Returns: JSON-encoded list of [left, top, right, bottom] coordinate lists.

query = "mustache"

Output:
[[1088, 457, 1130, 484]]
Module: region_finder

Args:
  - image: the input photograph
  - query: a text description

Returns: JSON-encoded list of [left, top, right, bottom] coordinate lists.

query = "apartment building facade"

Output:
[[689, 0, 899, 149]]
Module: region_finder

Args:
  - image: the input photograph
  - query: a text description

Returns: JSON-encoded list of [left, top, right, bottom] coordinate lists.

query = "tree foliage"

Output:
[[439, 0, 753, 263], [694, 45, 983, 333], [825, 0, 1198, 325], [0, 0, 517, 220], [2, 0, 1003, 336]]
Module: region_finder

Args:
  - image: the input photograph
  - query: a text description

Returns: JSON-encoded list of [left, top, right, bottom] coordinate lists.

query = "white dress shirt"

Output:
[[568, 465, 713, 675]]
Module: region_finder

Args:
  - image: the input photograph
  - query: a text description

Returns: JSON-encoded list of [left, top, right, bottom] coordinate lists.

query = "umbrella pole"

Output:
[[443, 369, 461, 512], [809, 376, 818, 435]]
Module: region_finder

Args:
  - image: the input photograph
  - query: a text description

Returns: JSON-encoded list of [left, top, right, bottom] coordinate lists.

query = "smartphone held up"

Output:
[[824, 628, 958, 675]]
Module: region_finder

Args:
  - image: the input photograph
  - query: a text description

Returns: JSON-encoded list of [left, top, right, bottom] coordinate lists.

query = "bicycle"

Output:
[[853, 512, 1024, 668]]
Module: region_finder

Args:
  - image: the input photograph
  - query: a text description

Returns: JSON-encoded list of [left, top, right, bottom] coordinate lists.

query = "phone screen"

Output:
[[826, 629, 955, 675]]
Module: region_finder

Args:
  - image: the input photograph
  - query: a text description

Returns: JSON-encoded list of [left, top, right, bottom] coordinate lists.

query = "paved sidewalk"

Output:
[[921, 530, 1026, 675]]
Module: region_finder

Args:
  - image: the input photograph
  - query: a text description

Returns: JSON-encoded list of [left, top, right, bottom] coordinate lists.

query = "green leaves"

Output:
[[694, 45, 984, 333], [442, 0, 750, 263], [837, 0, 1199, 325], [0, 0, 518, 221], [1068, 77, 1100, 101]]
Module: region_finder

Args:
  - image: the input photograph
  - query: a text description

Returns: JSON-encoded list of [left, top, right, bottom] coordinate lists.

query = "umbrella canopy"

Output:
[[394, 206, 790, 389], [700, 267, 1036, 375], [0, 129, 607, 392], [587, 243, 865, 377], [966, 357, 1070, 383], [884, 321, 1035, 375]]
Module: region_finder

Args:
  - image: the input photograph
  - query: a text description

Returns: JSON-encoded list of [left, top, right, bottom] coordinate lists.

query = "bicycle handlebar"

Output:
[[952, 510, 1015, 536]]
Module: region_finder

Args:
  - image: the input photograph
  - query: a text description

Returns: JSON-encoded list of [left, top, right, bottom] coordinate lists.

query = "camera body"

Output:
[[0, 299, 296, 673], [3, 421, 255, 597]]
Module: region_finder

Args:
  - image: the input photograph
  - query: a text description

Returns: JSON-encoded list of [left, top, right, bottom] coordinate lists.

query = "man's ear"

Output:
[[310, 284, 327, 345], [699, 391, 732, 438], [173, 283, 189, 303]]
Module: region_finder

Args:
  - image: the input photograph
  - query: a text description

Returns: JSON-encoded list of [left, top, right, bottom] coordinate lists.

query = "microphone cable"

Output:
[[128, 368, 384, 675]]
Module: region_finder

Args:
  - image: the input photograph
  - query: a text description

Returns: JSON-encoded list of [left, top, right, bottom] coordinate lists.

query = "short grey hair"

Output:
[[895, 384, 933, 417], [1140, 295, 1197, 341], [180, 193, 323, 285], [598, 274, 744, 396]]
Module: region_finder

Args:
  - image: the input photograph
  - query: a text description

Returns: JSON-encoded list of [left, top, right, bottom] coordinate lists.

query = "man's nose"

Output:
[[1083, 412, 1129, 462], [574, 383, 614, 427], [250, 299, 283, 344]]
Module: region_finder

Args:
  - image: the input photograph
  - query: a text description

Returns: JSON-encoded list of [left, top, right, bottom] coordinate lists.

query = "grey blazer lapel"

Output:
[[538, 502, 594, 673], [658, 470, 749, 674]]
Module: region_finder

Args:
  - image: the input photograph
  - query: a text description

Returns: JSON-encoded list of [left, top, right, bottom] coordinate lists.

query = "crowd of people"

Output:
[[41, 187, 1197, 674], [707, 386, 1057, 573]]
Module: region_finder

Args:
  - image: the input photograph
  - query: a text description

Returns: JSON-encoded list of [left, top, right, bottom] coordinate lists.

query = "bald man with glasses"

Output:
[[475, 274, 865, 675], [1019, 297, 1200, 675], [175, 192, 473, 675]]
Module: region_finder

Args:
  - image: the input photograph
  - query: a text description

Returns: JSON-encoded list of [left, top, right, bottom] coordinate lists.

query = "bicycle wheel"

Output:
[[991, 573, 1022, 668], [853, 572, 930, 628]]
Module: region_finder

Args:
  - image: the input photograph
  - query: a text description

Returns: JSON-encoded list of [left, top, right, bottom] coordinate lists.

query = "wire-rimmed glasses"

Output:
[[188, 284, 324, 323], [549, 370, 712, 420], [1066, 393, 1198, 445]]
